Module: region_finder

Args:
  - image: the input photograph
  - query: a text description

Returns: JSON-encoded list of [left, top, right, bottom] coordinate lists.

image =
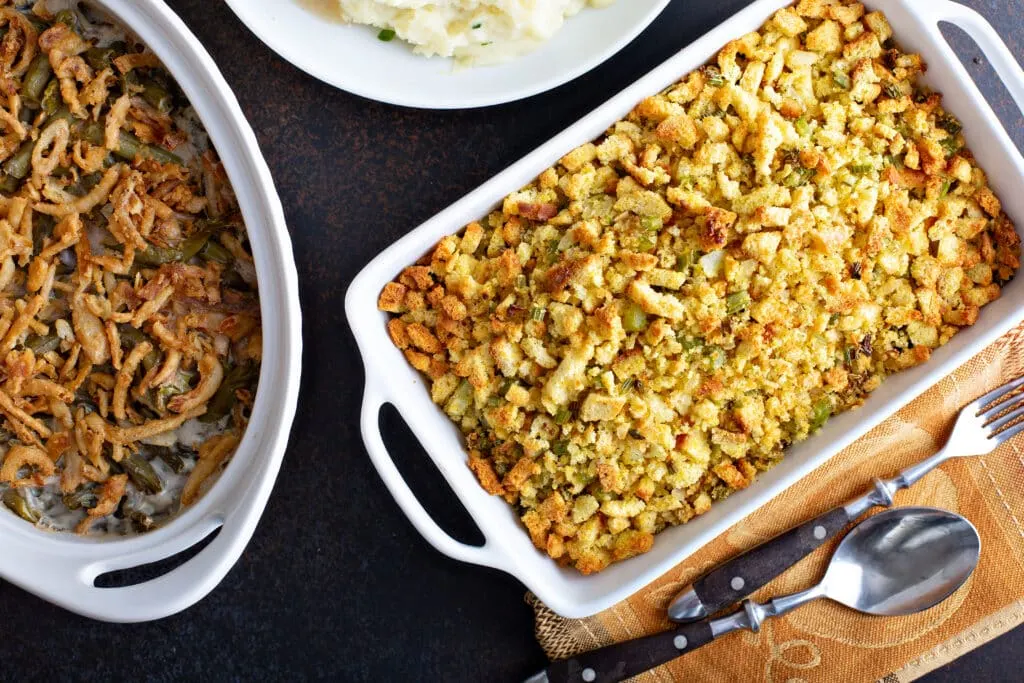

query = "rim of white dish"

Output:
[[221, 0, 673, 109]]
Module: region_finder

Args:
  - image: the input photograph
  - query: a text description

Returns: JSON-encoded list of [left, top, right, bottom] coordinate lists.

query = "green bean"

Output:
[[4, 110, 75, 182], [4, 139, 34, 180], [32, 215, 55, 255], [221, 268, 248, 290], [0, 175, 20, 193], [3, 489, 39, 524], [84, 46, 117, 71], [41, 80, 61, 115], [25, 333, 60, 355], [21, 54, 53, 104], [201, 362, 253, 423], [142, 349, 161, 372], [150, 445, 188, 474], [199, 239, 233, 264], [126, 507, 155, 532], [725, 291, 751, 315], [116, 323, 149, 348], [63, 486, 98, 510], [621, 301, 648, 332], [54, 9, 78, 30], [82, 121, 183, 165], [141, 78, 173, 114], [134, 231, 211, 266], [121, 452, 163, 494]]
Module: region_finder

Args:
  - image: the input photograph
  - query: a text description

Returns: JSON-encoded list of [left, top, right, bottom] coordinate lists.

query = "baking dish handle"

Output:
[[4, 509, 251, 623], [360, 383, 510, 572], [924, 1, 1024, 114]]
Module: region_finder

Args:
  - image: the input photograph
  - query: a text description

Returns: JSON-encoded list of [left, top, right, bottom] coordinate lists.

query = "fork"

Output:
[[668, 372, 1024, 622]]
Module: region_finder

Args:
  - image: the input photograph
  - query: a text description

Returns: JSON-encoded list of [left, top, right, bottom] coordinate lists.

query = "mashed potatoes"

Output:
[[331, 0, 615, 65]]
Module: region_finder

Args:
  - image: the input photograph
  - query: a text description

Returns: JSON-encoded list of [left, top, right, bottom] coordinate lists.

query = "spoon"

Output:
[[527, 507, 980, 683]]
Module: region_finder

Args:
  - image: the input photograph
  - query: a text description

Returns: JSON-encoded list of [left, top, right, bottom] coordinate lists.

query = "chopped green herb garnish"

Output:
[[705, 345, 727, 370], [939, 179, 952, 198], [622, 302, 648, 333], [939, 136, 961, 158], [554, 408, 571, 425], [794, 116, 810, 136], [832, 71, 850, 89], [810, 397, 833, 432], [640, 216, 663, 233], [783, 166, 815, 187], [849, 163, 874, 175], [378, 28, 396, 41], [725, 291, 751, 315], [704, 65, 725, 87], [681, 336, 704, 351], [471, 22, 482, 29], [936, 113, 962, 135], [882, 81, 903, 99], [530, 307, 545, 321], [636, 235, 655, 252]]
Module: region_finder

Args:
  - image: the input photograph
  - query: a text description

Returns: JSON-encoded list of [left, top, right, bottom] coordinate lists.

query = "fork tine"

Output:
[[975, 374, 1024, 414], [982, 392, 1024, 421], [986, 400, 1024, 432], [992, 418, 1024, 447]]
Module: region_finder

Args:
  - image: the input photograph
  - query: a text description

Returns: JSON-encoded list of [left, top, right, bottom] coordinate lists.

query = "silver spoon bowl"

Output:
[[530, 507, 980, 683]]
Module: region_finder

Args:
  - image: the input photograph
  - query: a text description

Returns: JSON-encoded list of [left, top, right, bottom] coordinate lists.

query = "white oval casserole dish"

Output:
[[347, 0, 1024, 619], [0, 0, 303, 623]]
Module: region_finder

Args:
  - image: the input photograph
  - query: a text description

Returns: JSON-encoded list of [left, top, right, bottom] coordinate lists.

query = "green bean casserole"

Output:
[[379, 0, 1019, 574], [0, 1, 261, 535]]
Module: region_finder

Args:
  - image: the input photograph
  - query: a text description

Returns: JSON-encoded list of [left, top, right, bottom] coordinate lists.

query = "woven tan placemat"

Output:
[[530, 321, 1024, 682]]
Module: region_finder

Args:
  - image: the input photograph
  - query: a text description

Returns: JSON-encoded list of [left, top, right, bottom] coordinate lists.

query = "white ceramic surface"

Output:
[[347, 0, 1024, 618], [0, 0, 303, 623], [222, 0, 671, 109]]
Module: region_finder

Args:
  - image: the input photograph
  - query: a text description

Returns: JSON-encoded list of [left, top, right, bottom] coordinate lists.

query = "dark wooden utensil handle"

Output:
[[543, 619, 714, 683], [691, 506, 851, 615]]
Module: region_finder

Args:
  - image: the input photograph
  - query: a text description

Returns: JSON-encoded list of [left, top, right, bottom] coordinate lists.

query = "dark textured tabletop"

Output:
[[3, 0, 1023, 680]]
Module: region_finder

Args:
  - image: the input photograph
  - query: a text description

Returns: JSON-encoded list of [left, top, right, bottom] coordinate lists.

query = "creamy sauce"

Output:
[[0, 416, 227, 535]]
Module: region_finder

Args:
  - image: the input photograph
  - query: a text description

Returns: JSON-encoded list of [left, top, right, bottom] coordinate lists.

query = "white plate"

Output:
[[347, 0, 1024, 618], [222, 0, 671, 109]]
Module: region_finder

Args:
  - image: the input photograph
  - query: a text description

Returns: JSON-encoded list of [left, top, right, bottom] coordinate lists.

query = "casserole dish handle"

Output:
[[5, 510, 250, 623], [923, 1, 1024, 113], [360, 382, 510, 572]]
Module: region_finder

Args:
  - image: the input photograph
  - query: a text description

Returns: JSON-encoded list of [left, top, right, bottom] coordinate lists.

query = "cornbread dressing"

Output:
[[379, 0, 1020, 574]]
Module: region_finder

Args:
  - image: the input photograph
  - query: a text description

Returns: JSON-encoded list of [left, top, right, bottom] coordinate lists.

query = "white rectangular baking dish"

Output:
[[0, 0, 302, 623], [346, 0, 1024, 619]]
